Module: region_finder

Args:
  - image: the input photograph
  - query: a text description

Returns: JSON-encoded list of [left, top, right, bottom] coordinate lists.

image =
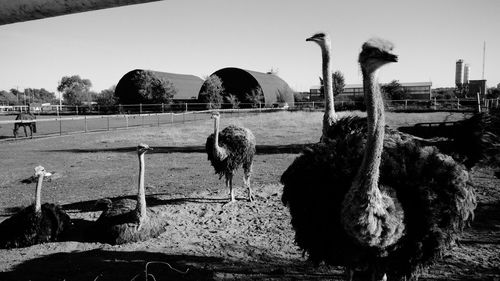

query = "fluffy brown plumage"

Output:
[[0, 166, 71, 248], [93, 144, 167, 245], [206, 112, 256, 202], [281, 35, 476, 280]]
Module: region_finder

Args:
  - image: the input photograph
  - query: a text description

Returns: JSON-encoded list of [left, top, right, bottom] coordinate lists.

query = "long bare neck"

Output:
[[354, 68, 385, 193], [135, 153, 147, 219], [34, 175, 43, 213], [213, 117, 227, 160], [321, 41, 336, 133]]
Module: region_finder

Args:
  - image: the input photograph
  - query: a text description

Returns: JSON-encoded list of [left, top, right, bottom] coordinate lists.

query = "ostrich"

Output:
[[0, 166, 71, 248], [281, 38, 476, 280], [94, 143, 167, 245], [205, 112, 256, 203], [13, 112, 37, 138], [306, 32, 337, 141]]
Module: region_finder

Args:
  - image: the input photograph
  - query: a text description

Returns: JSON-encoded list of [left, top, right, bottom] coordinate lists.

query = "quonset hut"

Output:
[[200, 67, 294, 107], [115, 69, 204, 103]]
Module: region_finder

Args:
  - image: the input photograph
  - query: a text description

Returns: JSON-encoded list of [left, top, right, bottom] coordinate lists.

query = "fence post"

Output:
[[185, 103, 188, 112], [140, 103, 142, 114], [312, 101, 314, 109], [496, 98, 499, 108], [157, 114, 160, 127], [126, 115, 129, 129], [76, 105, 78, 115], [84, 116, 88, 133], [107, 116, 110, 131], [161, 103, 164, 113], [433, 97, 437, 110], [476, 92, 481, 113], [59, 118, 62, 136], [171, 112, 173, 124], [457, 98, 460, 109], [404, 100, 408, 110]]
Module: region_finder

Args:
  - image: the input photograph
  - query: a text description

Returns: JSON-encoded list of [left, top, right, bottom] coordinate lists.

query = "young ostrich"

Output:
[[0, 166, 71, 248], [94, 144, 167, 245], [13, 112, 37, 138], [205, 112, 256, 203], [281, 38, 476, 280]]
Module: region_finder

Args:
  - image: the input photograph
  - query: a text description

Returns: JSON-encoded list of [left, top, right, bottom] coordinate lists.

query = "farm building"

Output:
[[309, 81, 433, 101], [115, 69, 204, 104], [201, 67, 295, 107]]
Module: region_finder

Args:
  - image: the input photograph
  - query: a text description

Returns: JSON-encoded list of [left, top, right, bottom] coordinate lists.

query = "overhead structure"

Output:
[[0, 0, 163, 26], [202, 67, 294, 107]]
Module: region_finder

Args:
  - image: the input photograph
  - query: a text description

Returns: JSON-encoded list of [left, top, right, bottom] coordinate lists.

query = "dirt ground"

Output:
[[0, 111, 499, 280]]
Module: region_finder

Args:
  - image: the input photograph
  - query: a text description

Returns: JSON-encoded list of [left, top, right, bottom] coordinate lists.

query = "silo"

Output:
[[455, 59, 464, 85], [463, 64, 470, 84]]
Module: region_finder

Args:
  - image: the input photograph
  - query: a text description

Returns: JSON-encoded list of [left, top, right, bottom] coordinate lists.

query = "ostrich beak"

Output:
[[44, 172, 52, 177], [306, 37, 314, 42], [384, 53, 398, 62]]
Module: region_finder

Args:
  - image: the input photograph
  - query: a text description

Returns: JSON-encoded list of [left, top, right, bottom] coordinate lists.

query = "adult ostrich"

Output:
[[13, 112, 37, 138], [93, 143, 167, 245], [281, 38, 476, 280], [205, 112, 256, 203], [306, 33, 337, 141], [0, 166, 71, 248]]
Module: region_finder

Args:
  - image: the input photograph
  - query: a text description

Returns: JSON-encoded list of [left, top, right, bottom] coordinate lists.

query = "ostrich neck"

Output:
[[321, 43, 336, 123], [34, 174, 43, 213], [355, 68, 385, 194], [213, 118, 227, 160], [135, 153, 147, 219]]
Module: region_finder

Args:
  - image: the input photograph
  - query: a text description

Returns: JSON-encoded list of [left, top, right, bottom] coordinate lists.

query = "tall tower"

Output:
[[463, 64, 470, 84], [455, 59, 464, 86]]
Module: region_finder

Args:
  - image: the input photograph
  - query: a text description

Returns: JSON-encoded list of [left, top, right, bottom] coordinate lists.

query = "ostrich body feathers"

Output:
[[0, 203, 71, 248], [206, 125, 256, 179], [281, 116, 476, 280], [94, 198, 167, 245]]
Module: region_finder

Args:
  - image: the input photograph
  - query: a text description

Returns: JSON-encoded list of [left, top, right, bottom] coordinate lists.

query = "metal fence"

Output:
[[1, 98, 498, 141], [0, 107, 284, 141]]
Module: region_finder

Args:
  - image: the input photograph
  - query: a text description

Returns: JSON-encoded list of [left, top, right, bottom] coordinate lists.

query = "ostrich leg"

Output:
[[243, 163, 253, 202], [23, 125, 28, 137]]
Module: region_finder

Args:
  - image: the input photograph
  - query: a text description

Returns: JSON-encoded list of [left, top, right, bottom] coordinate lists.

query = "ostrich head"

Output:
[[34, 166, 51, 178], [306, 32, 331, 49], [358, 38, 398, 73], [211, 112, 221, 120], [137, 143, 153, 155]]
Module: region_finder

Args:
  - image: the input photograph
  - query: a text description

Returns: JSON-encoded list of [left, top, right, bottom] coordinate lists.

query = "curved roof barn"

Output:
[[115, 69, 204, 103], [202, 67, 294, 107]]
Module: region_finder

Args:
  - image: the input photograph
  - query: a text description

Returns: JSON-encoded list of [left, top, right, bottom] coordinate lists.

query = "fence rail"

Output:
[[1, 98, 498, 141], [0, 107, 284, 141]]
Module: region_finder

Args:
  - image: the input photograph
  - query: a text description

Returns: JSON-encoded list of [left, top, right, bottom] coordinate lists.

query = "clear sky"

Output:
[[0, 0, 499, 97]]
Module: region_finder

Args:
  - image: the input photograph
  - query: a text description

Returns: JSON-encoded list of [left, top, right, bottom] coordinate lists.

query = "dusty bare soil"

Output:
[[0, 111, 499, 281]]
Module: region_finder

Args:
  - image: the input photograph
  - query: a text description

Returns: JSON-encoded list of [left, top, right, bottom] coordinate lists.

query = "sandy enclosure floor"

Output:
[[0, 111, 498, 280]]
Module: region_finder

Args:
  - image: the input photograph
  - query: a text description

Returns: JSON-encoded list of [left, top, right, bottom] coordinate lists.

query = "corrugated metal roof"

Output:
[[207, 67, 294, 106], [116, 69, 204, 102]]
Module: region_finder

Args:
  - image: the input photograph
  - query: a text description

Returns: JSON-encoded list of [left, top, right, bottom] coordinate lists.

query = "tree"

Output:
[[199, 75, 225, 109], [487, 87, 500, 99], [57, 75, 92, 105], [244, 88, 264, 108], [381, 80, 407, 100], [0, 90, 17, 105], [23, 88, 57, 104], [10, 88, 22, 104], [225, 93, 240, 109], [319, 70, 345, 97], [332, 71, 345, 97], [115, 70, 176, 104]]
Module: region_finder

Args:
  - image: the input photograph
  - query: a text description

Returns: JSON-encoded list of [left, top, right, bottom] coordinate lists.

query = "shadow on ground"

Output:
[[44, 144, 311, 155], [0, 249, 217, 281]]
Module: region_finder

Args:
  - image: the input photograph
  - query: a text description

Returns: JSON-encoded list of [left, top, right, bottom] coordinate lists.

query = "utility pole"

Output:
[[482, 41, 486, 80]]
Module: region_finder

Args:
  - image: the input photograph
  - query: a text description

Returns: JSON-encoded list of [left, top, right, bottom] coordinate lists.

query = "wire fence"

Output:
[[0, 107, 284, 141], [0, 98, 498, 141]]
